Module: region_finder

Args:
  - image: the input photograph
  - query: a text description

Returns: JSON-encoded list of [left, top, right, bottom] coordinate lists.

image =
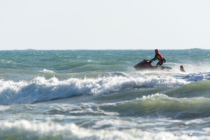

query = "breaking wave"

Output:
[[0, 74, 188, 105], [0, 120, 209, 140]]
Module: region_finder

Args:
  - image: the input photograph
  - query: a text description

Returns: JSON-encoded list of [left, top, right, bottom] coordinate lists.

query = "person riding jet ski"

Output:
[[134, 59, 172, 71], [150, 49, 166, 67]]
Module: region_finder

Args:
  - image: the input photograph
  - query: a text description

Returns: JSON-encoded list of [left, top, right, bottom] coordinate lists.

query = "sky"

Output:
[[0, 0, 210, 50]]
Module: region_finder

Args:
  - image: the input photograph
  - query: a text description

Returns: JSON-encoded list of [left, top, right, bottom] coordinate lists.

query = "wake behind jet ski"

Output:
[[134, 59, 172, 71]]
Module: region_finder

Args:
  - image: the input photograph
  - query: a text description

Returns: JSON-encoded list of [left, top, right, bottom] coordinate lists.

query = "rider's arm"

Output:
[[151, 54, 158, 61]]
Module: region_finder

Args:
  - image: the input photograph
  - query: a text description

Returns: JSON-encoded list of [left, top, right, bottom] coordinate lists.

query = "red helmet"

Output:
[[155, 49, 158, 53]]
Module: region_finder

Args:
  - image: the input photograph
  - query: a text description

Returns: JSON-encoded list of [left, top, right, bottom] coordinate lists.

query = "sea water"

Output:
[[0, 49, 210, 140]]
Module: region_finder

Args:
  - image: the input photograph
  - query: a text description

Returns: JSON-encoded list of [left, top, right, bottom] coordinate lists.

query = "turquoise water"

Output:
[[0, 49, 210, 139]]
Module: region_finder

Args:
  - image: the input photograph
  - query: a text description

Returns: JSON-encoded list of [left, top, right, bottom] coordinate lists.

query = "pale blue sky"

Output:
[[0, 0, 210, 50]]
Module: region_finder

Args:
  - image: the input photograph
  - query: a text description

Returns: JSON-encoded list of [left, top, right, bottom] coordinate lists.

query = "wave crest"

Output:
[[0, 75, 187, 105]]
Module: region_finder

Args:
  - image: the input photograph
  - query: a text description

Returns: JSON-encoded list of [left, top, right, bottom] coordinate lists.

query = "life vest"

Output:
[[156, 52, 164, 61]]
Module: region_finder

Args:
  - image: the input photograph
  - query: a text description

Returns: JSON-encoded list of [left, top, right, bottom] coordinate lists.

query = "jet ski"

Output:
[[134, 59, 172, 71]]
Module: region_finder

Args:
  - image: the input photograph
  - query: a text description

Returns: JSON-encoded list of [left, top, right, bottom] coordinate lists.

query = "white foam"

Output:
[[40, 69, 55, 73], [186, 72, 210, 81], [0, 106, 10, 111], [87, 59, 93, 62], [142, 93, 168, 100], [173, 72, 210, 82], [0, 74, 188, 104], [0, 120, 208, 140]]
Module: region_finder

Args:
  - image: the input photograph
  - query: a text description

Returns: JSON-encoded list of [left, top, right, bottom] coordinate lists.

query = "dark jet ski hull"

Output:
[[134, 59, 172, 71]]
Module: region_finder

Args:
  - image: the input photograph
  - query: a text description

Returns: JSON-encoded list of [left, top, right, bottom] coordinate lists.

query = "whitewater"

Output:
[[0, 49, 210, 140]]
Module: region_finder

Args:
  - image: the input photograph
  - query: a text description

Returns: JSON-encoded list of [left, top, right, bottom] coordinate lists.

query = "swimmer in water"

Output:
[[180, 65, 186, 72]]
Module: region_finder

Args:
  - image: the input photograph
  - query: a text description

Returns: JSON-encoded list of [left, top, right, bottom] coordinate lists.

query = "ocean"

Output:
[[0, 49, 210, 140]]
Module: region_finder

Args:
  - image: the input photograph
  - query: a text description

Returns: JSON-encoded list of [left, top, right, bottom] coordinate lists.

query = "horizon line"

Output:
[[0, 48, 207, 51]]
